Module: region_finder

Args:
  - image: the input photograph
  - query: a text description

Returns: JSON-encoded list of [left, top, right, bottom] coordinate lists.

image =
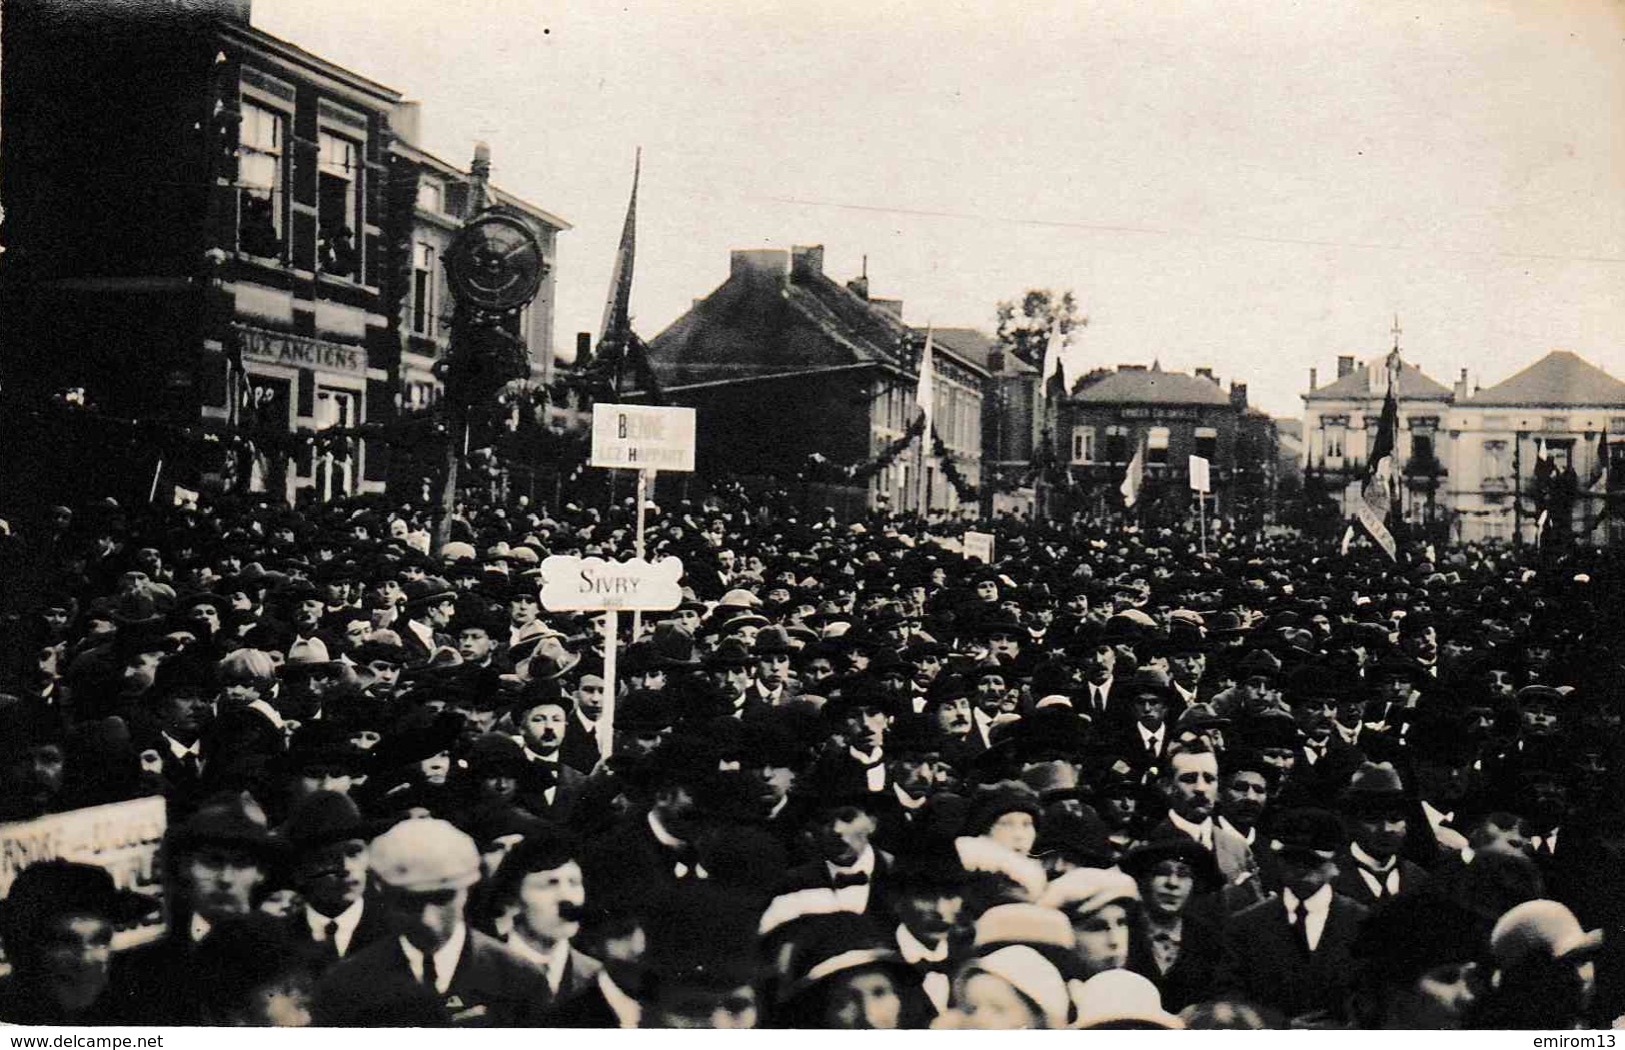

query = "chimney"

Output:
[[988, 348, 1005, 372], [575, 332, 592, 359], [790, 245, 824, 280], [1230, 382, 1249, 410], [730, 249, 790, 278], [1337, 355, 1356, 378], [392, 101, 422, 146], [1309, 367, 1318, 391], [1194, 367, 1215, 383], [847, 254, 870, 300], [1453, 367, 1469, 401]]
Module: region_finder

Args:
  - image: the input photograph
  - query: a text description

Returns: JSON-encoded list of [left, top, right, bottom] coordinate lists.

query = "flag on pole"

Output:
[[1040, 322, 1065, 392], [1351, 350, 1400, 560], [1121, 437, 1145, 508], [915, 327, 935, 434]]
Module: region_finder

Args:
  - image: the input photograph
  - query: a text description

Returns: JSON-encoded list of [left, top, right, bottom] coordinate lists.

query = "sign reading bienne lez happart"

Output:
[[590, 404, 696, 472]]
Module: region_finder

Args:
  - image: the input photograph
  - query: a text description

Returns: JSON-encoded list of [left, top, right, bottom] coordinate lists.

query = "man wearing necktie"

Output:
[[314, 819, 550, 1026], [281, 790, 389, 974], [1215, 808, 1368, 1025], [1331, 762, 1429, 909]]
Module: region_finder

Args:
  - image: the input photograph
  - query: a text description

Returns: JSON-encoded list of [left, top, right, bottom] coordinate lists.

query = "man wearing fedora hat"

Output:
[[279, 790, 391, 972], [1333, 761, 1431, 907], [315, 818, 550, 1025], [1215, 807, 1368, 1025]]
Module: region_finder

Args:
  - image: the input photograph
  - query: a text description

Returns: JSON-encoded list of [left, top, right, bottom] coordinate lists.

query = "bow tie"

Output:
[[831, 871, 870, 890]]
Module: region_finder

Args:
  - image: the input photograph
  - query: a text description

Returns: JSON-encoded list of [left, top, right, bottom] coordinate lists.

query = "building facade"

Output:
[[645, 246, 986, 516], [0, 0, 566, 512], [1446, 352, 1625, 545], [1301, 352, 1455, 531], [1058, 364, 1254, 524]]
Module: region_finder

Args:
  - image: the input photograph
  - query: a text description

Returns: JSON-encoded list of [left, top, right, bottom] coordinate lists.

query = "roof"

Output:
[[1462, 351, 1625, 408], [1303, 357, 1453, 402], [649, 251, 931, 388], [1070, 365, 1231, 406], [393, 140, 572, 232], [922, 328, 1026, 374]]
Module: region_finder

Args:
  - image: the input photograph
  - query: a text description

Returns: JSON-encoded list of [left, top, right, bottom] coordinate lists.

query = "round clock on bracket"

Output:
[[443, 208, 548, 312]]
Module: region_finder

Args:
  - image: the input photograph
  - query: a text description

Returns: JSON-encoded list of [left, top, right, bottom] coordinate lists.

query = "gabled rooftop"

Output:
[[1071, 363, 1232, 406], [1462, 351, 1625, 408], [1304, 358, 1453, 402]]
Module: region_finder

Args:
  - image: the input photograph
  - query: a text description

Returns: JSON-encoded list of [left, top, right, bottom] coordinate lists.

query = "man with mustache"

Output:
[[513, 683, 588, 826], [487, 830, 601, 1008], [280, 790, 390, 972]]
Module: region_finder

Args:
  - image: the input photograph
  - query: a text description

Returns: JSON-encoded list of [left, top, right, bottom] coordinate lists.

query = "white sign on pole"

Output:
[[1188, 455, 1211, 493], [963, 530, 996, 564], [590, 404, 696, 472], [540, 555, 685, 612]]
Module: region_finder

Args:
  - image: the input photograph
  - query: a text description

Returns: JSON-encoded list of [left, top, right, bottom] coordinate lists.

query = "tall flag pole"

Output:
[[598, 149, 641, 396], [1351, 348, 1401, 560]]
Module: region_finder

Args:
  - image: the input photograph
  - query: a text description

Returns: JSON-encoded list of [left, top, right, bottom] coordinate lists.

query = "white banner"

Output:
[[962, 531, 995, 564], [0, 796, 168, 972]]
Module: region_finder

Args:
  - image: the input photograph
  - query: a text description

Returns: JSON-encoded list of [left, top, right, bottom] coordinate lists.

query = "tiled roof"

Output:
[[1071, 366, 1231, 406], [1462, 351, 1625, 408], [923, 328, 1027, 374], [647, 255, 910, 387], [1304, 358, 1453, 401]]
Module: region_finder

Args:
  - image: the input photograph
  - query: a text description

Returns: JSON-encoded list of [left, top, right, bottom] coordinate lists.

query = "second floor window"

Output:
[[1147, 426, 1170, 466], [318, 132, 361, 278], [416, 179, 444, 214], [1325, 427, 1346, 461], [238, 102, 284, 258], [1483, 440, 1508, 480], [1194, 426, 1218, 462], [412, 242, 436, 337], [1072, 426, 1095, 464], [1104, 425, 1129, 464]]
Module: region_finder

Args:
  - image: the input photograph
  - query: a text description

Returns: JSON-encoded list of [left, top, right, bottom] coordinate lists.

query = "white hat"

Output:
[[1072, 970, 1183, 1029], [1491, 900, 1604, 969], [369, 818, 481, 892], [961, 945, 1070, 1030], [1039, 866, 1140, 917]]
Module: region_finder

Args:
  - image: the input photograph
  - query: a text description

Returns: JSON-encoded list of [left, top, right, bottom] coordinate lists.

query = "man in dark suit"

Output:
[[398, 577, 458, 667], [512, 683, 588, 825], [279, 790, 390, 974], [1331, 761, 1430, 908], [315, 818, 550, 1026], [1073, 624, 1132, 733], [1214, 807, 1370, 1026], [1106, 668, 1178, 780], [1283, 665, 1365, 806]]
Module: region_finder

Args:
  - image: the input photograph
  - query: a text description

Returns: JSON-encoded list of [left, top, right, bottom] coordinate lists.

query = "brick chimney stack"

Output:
[[1453, 367, 1470, 401], [1337, 355, 1356, 378], [1230, 382, 1248, 410], [1310, 367, 1318, 391]]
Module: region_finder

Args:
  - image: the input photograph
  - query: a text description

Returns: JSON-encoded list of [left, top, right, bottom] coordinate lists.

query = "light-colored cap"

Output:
[[961, 945, 1070, 1030], [369, 818, 481, 892], [1073, 970, 1183, 1029], [1490, 899, 1603, 969], [1039, 866, 1140, 917]]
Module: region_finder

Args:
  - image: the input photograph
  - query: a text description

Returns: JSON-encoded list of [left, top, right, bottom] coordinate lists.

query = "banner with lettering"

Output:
[[0, 796, 168, 973]]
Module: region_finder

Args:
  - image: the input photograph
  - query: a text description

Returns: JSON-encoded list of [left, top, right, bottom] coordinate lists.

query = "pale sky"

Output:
[[254, 0, 1625, 418]]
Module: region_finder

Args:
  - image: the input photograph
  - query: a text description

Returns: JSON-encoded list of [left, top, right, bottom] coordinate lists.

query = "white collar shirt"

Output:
[[306, 898, 365, 957], [1167, 809, 1214, 851], [826, 846, 876, 913], [1348, 842, 1400, 897], [1282, 885, 1333, 952], [399, 924, 466, 994]]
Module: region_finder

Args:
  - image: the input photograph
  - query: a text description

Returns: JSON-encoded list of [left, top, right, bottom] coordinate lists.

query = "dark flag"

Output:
[[1350, 352, 1400, 560]]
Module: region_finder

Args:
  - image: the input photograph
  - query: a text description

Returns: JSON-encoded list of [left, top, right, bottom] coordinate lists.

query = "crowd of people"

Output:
[[0, 485, 1620, 1030]]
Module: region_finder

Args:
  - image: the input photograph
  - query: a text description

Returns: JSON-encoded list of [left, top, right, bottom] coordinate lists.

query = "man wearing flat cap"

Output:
[[314, 817, 550, 1026]]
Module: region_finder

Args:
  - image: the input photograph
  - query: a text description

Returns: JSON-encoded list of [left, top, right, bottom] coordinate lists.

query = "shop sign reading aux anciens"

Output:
[[238, 326, 367, 376]]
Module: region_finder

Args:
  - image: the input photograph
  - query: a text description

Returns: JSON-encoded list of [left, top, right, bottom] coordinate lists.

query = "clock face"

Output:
[[443, 210, 548, 311]]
